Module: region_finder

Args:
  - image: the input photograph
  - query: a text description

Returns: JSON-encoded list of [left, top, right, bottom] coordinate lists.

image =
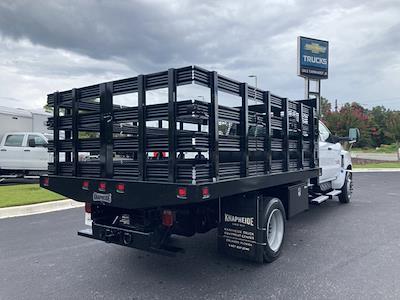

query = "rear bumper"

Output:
[[79, 223, 153, 251], [78, 223, 182, 255]]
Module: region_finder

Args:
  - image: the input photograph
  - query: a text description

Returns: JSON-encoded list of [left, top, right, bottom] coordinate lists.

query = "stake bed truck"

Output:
[[41, 66, 357, 262]]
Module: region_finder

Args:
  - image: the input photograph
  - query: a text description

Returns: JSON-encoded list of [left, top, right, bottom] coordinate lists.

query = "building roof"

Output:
[[0, 106, 50, 118]]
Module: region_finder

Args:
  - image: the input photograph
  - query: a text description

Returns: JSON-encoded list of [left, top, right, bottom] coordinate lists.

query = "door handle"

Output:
[[24, 149, 31, 152], [0, 149, 6, 152], [328, 147, 332, 150]]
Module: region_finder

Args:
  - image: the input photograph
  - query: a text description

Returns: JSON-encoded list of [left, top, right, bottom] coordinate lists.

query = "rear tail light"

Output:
[[162, 210, 175, 227], [85, 203, 92, 226], [85, 203, 92, 213], [116, 183, 125, 193], [202, 187, 210, 199], [42, 177, 49, 187], [177, 187, 187, 199], [150, 152, 167, 159], [99, 182, 106, 192], [82, 180, 89, 190]]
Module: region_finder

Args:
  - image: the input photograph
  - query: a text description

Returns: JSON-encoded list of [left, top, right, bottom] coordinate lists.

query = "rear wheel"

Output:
[[263, 197, 286, 263], [339, 171, 352, 203]]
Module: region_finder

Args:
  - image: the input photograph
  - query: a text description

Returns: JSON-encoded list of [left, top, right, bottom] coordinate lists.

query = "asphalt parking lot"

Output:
[[1, 172, 400, 299]]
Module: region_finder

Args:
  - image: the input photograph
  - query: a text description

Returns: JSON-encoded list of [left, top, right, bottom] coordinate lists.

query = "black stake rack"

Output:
[[46, 66, 318, 184]]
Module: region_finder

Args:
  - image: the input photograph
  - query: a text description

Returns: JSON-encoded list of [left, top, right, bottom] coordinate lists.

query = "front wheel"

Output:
[[263, 197, 286, 263], [339, 171, 352, 203]]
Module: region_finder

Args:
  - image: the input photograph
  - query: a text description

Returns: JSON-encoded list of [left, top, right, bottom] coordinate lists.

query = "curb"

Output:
[[0, 199, 84, 219], [352, 168, 400, 173]]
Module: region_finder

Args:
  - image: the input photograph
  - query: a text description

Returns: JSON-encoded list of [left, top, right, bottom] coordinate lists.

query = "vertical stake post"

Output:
[[168, 69, 177, 182], [298, 103, 304, 170], [138, 75, 146, 181], [71, 88, 79, 176], [99, 82, 114, 178], [53, 92, 60, 175], [240, 83, 249, 177], [263, 91, 272, 174], [283, 98, 290, 172], [209, 71, 219, 181]]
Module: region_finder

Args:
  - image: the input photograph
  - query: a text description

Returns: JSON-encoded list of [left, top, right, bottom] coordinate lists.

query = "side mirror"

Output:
[[28, 139, 36, 147], [349, 128, 360, 142]]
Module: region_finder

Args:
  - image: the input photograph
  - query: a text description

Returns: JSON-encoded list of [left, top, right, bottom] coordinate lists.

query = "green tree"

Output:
[[43, 104, 53, 113], [320, 97, 332, 117], [323, 102, 373, 148], [386, 111, 400, 160], [370, 106, 392, 147]]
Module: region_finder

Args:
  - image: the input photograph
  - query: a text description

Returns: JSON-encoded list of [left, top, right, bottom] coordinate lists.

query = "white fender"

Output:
[[331, 150, 352, 190]]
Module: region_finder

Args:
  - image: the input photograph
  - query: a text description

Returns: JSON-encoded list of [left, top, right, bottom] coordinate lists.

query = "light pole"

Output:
[[248, 75, 257, 101]]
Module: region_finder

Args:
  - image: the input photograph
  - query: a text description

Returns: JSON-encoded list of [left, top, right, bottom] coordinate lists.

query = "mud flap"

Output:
[[217, 192, 267, 263]]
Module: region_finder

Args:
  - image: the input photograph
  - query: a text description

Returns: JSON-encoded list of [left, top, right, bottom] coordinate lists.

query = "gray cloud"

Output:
[[0, 0, 308, 69], [0, 0, 399, 109]]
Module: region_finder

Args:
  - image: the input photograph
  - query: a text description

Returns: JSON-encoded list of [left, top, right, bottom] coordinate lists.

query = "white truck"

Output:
[[0, 106, 52, 176], [0, 132, 49, 176], [41, 65, 359, 263]]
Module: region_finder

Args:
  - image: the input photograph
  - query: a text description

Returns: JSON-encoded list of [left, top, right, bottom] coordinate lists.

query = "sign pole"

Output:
[[305, 77, 321, 116], [297, 36, 328, 117]]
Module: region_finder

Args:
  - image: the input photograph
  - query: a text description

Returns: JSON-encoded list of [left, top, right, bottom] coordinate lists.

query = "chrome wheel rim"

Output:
[[267, 208, 284, 252]]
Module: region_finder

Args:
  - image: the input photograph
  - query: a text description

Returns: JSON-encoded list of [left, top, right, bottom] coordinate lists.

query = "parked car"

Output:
[[0, 132, 49, 175]]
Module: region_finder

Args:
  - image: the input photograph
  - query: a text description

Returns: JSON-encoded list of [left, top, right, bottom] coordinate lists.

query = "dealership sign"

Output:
[[297, 36, 329, 79]]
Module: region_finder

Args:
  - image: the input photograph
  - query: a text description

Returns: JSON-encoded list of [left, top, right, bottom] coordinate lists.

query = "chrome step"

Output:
[[311, 195, 329, 204], [326, 190, 342, 199]]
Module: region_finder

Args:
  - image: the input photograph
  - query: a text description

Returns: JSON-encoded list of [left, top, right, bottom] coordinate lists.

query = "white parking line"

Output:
[[352, 168, 400, 173]]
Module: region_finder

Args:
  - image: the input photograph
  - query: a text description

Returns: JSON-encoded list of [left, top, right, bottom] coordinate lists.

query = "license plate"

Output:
[[85, 212, 92, 226], [93, 192, 112, 204]]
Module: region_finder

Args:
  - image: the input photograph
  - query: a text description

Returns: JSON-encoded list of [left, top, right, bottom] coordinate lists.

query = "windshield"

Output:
[[319, 121, 331, 142]]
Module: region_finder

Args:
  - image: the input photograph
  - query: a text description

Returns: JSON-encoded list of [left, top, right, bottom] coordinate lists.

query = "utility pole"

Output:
[[335, 99, 338, 112]]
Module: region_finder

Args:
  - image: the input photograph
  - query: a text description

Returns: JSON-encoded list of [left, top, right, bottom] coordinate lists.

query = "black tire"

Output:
[[339, 171, 352, 204], [263, 197, 286, 263]]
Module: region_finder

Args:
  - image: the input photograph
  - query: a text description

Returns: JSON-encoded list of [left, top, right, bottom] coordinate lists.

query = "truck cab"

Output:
[[316, 121, 358, 203], [0, 132, 49, 175]]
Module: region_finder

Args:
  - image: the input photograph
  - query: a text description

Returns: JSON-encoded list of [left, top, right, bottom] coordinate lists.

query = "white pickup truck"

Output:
[[0, 132, 49, 175]]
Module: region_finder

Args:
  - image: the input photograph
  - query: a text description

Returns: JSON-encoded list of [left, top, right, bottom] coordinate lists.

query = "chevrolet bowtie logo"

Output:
[[305, 42, 327, 54]]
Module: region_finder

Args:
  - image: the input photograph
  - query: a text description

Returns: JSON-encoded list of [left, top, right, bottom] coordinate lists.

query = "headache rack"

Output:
[[44, 66, 319, 206]]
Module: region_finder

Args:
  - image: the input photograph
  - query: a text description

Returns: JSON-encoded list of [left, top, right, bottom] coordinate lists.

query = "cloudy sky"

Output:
[[0, 0, 399, 110]]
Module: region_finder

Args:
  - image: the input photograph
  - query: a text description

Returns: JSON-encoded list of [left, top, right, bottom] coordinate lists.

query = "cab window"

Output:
[[319, 122, 331, 142], [28, 135, 47, 147], [4, 134, 24, 147]]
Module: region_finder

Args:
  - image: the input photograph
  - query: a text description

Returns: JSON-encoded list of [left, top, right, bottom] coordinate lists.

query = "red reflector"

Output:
[[202, 187, 210, 199], [99, 182, 106, 191], [162, 210, 174, 227], [82, 181, 89, 190], [177, 187, 187, 198], [116, 183, 125, 193], [85, 203, 92, 213], [42, 177, 49, 186]]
